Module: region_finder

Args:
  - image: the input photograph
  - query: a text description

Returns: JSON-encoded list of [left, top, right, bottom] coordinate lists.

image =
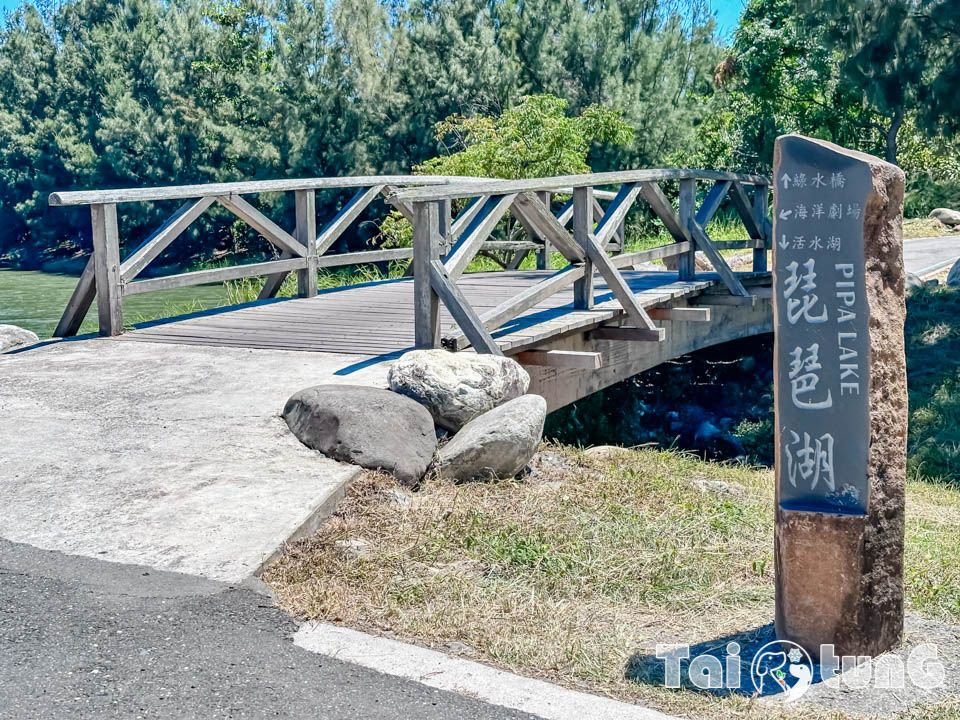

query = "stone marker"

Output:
[[772, 135, 907, 658]]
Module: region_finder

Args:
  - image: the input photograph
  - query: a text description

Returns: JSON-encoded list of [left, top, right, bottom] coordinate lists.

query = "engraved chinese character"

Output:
[[809, 236, 823, 250], [811, 173, 827, 188], [811, 203, 824, 220], [795, 204, 808, 220], [828, 203, 842, 220], [830, 172, 845, 189], [793, 173, 807, 188], [784, 430, 836, 492], [846, 203, 861, 220], [782, 258, 828, 324], [788, 343, 833, 410], [792, 235, 805, 249], [826, 236, 841, 251]]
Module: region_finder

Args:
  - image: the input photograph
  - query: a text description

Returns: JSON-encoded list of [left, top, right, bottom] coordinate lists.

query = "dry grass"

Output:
[[263, 446, 960, 719], [903, 217, 960, 239]]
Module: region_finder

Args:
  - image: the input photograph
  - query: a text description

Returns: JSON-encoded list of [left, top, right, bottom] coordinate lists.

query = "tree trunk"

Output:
[[885, 107, 905, 165]]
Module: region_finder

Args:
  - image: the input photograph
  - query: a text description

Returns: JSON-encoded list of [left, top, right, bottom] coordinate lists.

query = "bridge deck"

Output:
[[121, 269, 750, 356]]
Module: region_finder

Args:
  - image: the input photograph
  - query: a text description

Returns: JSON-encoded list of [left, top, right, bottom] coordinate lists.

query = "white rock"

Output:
[[388, 349, 530, 431], [930, 208, 960, 227], [947, 258, 960, 288], [435, 394, 546, 481], [335, 538, 371, 560], [0, 324, 39, 353]]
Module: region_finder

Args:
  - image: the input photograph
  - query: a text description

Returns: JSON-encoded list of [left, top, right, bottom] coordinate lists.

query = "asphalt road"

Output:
[[903, 234, 960, 275], [0, 538, 539, 720]]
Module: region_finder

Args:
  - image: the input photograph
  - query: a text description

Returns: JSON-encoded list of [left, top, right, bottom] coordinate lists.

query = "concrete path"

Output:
[[0, 338, 391, 582], [0, 537, 537, 719], [903, 235, 960, 276]]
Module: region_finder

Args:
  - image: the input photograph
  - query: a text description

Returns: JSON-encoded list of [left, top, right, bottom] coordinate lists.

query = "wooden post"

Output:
[[413, 200, 441, 348], [295, 190, 318, 298], [91, 203, 123, 336], [536, 191, 552, 270], [439, 198, 452, 256], [572, 187, 594, 309], [753, 182, 769, 273], [677, 179, 696, 281]]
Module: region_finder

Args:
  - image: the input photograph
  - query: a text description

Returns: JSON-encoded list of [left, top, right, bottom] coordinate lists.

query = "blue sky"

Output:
[[1, 0, 747, 34]]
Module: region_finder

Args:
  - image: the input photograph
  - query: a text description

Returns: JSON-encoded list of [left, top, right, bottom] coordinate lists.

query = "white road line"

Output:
[[295, 623, 678, 720]]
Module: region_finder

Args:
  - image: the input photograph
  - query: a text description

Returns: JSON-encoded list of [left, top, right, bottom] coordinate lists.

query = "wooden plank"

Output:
[[315, 248, 412, 267], [555, 198, 574, 227], [505, 249, 529, 270], [695, 180, 731, 228], [54, 255, 96, 337], [413, 201, 441, 348], [593, 183, 641, 248], [216, 194, 307, 257], [450, 195, 489, 241], [444, 194, 518, 279], [316, 185, 385, 256], [124, 258, 306, 295], [728, 181, 763, 239], [49, 175, 468, 207], [91, 203, 123, 336], [640, 182, 690, 243], [689, 220, 750, 297], [429, 259, 501, 355], [474, 264, 585, 330], [296, 189, 318, 298], [693, 294, 757, 306], [572, 187, 595, 310], [509, 192, 583, 261], [120, 197, 216, 282], [387, 169, 773, 203], [512, 350, 602, 369], [590, 326, 665, 342], [609, 242, 692, 268], [647, 307, 711, 322], [382, 185, 415, 223], [480, 241, 540, 251]]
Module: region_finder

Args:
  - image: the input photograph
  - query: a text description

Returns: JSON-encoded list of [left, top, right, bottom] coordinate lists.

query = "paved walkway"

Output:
[[0, 339, 390, 581], [903, 234, 960, 276]]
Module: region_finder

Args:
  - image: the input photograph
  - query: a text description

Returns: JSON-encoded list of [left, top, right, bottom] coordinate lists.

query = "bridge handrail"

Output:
[[48, 175, 474, 207], [388, 168, 771, 203]]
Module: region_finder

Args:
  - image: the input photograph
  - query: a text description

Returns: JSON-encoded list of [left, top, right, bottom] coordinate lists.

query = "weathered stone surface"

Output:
[[947, 258, 960, 287], [434, 394, 546, 481], [388, 349, 530, 431], [0, 325, 39, 353], [283, 385, 436, 486], [773, 135, 907, 657], [930, 207, 960, 226]]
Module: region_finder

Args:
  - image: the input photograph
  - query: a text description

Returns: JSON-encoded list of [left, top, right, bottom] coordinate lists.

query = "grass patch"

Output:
[[263, 447, 960, 718], [904, 217, 960, 239]]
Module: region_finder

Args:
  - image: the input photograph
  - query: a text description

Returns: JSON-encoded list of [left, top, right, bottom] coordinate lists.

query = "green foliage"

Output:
[[418, 95, 632, 180]]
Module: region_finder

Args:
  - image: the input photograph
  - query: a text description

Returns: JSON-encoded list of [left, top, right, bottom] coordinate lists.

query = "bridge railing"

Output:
[[386, 168, 772, 354], [48, 176, 494, 337]]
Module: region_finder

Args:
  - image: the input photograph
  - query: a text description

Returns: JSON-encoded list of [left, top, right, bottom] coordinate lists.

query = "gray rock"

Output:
[[388, 349, 530, 431], [283, 385, 436, 486], [0, 325, 39, 353], [334, 538, 371, 560], [583, 445, 627, 462], [435, 394, 546, 481], [930, 207, 960, 226], [947, 258, 960, 288], [905, 272, 925, 294]]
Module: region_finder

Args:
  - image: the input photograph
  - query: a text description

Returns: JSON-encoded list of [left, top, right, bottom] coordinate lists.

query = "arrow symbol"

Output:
[[779, 235, 790, 250], [779, 209, 793, 220], [781, 173, 791, 189]]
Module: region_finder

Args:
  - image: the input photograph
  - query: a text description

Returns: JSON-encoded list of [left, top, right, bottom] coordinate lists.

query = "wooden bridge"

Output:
[[47, 169, 774, 409]]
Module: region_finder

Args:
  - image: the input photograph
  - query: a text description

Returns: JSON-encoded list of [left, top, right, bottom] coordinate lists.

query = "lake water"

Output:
[[0, 269, 230, 338]]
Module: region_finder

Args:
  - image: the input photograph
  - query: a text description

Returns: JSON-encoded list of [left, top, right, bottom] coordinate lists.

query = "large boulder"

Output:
[[283, 385, 436, 486], [0, 325, 39, 354], [947, 258, 960, 288], [930, 208, 960, 227], [388, 349, 530, 431], [905, 272, 925, 295], [434, 394, 546, 481]]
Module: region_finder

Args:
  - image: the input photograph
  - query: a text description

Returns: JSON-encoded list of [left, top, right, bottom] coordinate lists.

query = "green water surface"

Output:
[[0, 269, 230, 339]]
